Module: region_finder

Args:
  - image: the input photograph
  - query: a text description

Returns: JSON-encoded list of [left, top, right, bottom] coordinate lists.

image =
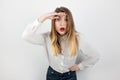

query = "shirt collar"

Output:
[[60, 34, 68, 41]]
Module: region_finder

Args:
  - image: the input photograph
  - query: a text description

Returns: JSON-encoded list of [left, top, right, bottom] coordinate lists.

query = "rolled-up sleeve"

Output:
[[22, 19, 46, 45], [78, 34, 100, 70]]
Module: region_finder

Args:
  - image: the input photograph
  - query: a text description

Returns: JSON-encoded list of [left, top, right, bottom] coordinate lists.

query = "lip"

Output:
[[60, 27, 65, 32]]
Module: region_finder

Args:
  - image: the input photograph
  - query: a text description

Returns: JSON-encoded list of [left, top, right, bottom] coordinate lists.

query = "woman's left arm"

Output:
[[77, 34, 100, 70]]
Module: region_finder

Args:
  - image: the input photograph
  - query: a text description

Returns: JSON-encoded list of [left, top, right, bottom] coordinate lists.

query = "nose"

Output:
[[60, 20, 66, 26]]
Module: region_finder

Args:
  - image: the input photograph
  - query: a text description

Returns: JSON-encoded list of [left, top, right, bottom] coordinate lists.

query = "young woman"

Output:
[[22, 6, 100, 80]]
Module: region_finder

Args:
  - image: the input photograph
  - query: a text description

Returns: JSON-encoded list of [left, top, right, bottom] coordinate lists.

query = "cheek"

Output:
[[55, 21, 59, 26], [55, 26, 59, 32], [55, 22, 59, 30], [66, 26, 68, 30]]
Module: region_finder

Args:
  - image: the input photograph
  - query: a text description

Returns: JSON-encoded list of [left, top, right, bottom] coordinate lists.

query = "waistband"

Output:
[[48, 66, 76, 75]]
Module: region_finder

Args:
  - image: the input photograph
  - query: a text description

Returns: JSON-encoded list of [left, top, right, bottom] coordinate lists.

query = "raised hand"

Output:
[[38, 12, 66, 23]]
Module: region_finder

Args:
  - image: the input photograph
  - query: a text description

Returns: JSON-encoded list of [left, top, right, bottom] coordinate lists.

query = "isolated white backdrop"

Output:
[[0, 0, 120, 80]]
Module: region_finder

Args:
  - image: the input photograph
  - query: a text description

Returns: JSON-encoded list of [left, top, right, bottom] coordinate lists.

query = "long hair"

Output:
[[50, 6, 80, 56]]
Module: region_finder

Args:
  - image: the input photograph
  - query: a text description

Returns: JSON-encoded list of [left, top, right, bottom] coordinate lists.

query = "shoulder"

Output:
[[76, 32, 90, 47], [76, 32, 86, 40], [43, 31, 50, 37]]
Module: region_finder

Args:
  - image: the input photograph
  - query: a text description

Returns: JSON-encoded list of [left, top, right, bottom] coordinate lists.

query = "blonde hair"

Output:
[[50, 7, 80, 56]]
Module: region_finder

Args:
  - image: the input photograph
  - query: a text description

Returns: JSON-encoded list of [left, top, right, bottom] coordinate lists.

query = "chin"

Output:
[[60, 33, 65, 36], [58, 32, 65, 36], [57, 31, 67, 36]]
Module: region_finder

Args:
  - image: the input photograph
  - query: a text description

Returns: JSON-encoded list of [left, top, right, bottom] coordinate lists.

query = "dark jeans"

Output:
[[46, 66, 77, 80]]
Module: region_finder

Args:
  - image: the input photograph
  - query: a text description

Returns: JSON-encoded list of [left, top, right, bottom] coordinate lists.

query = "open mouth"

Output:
[[60, 28, 65, 32]]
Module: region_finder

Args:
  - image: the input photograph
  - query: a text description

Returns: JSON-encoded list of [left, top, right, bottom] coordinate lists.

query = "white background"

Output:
[[0, 0, 120, 80]]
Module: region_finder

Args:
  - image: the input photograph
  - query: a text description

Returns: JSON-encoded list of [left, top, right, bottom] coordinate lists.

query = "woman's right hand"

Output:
[[38, 12, 66, 23]]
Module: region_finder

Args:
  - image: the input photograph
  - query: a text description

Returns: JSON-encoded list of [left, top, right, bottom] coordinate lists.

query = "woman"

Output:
[[22, 6, 100, 80]]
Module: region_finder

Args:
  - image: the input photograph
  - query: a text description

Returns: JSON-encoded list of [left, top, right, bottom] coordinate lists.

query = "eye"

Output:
[[56, 18, 60, 21]]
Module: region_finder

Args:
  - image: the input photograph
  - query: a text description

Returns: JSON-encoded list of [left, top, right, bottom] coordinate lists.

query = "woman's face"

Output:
[[55, 12, 67, 36]]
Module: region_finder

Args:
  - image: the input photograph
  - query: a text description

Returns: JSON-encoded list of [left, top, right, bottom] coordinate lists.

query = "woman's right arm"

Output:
[[22, 18, 46, 45], [22, 12, 61, 45]]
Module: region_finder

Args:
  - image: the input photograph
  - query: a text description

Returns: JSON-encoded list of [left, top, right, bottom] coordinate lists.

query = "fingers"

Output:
[[54, 12, 66, 17], [51, 12, 66, 16], [39, 12, 66, 22], [69, 66, 75, 71], [50, 12, 66, 19], [52, 16, 59, 19], [44, 12, 66, 20], [69, 64, 80, 71]]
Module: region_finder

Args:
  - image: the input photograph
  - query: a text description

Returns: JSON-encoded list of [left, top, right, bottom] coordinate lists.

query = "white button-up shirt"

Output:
[[22, 19, 100, 73]]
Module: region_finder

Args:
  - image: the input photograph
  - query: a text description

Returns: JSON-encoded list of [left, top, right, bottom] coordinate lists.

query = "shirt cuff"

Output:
[[32, 19, 42, 27], [78, 63, 84, 70], [30, 19, 42, 32]]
